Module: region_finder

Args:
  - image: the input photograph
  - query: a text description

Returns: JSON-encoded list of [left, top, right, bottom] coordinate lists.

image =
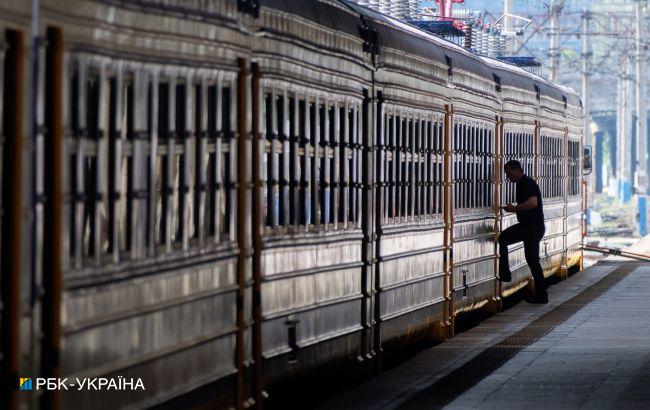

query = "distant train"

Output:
[[0, 0, 584, 408]]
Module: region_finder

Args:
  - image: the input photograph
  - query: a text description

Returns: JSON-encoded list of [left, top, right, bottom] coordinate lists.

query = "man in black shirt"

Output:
[[498, 160, 548, 303]]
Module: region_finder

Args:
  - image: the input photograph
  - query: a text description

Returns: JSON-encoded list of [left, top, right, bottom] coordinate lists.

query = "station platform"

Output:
[[318, 238, 650, 409]]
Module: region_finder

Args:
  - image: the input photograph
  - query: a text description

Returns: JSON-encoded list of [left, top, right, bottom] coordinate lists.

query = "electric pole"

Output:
[[582, 9, 592, 192], [636, 0, 648, 235], [549, 0, 559, 81]]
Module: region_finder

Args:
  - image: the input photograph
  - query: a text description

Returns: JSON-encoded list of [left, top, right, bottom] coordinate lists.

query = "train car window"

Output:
[[378, 109, 444, 223], [456, 124, 494, 211], [539, 134, 564, 200], [65, 66, 237, 265], [68, 65, 105, 267], [195, 80, 225, 246]]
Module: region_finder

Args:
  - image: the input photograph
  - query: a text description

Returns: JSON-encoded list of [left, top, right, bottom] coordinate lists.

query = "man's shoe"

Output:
[[524, 296, 548, 304]]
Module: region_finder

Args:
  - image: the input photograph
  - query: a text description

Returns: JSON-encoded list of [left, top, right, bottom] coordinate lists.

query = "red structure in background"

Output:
[[436, 0, 464, 20]]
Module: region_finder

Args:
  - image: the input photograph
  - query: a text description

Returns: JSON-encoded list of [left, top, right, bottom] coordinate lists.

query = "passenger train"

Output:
[[0, 0, 584, 408]]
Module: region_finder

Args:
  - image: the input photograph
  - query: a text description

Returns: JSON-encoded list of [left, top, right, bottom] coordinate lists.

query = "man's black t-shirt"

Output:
[[516, 174, 545, 227]]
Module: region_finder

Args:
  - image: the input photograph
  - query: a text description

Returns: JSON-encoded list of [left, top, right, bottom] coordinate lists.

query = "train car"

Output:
[[0, 0, 585, 408]]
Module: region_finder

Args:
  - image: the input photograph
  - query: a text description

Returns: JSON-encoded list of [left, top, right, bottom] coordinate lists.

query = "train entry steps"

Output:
[[319, 240, 650, 409]]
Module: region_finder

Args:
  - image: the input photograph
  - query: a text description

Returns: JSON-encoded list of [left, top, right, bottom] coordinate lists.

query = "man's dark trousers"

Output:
[[499, 223, 547, 296]]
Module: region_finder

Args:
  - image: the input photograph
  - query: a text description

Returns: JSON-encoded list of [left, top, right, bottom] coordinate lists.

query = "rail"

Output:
[[582, 243, 650, 262]]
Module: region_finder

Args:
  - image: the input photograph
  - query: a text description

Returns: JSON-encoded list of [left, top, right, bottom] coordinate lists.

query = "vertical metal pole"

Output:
[[30, 4, 46, 410], [31, 3, 46, 407], [0, 29, 24, 410], [616, 67, 623, 184], [503, 0, 514, 54], [443, 104, 454, 337], [374, 92, 384, 354], [250, 62, 264, 408], [582, 9, 592, 191], [360, 88, 376, 358], [235, 58, 248, 410], [42, 26, 63, 410], [622, 58, 633, 203], [493, 117, 502, 307], [636, 0, 648, 235], [549, 0, 559, 82]]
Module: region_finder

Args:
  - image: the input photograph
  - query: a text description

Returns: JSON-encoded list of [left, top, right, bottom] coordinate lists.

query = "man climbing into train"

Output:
[[498, 160, 548, 304]]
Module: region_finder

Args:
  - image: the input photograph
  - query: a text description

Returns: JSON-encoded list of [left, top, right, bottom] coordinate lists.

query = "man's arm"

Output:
[[501, 196, 537, 213], [513, 195, 537, 211]]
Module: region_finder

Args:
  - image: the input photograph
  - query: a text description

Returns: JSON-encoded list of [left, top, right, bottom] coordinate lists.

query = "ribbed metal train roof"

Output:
[[259, 0, 580, 106], [260, 0, 361, 37]]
